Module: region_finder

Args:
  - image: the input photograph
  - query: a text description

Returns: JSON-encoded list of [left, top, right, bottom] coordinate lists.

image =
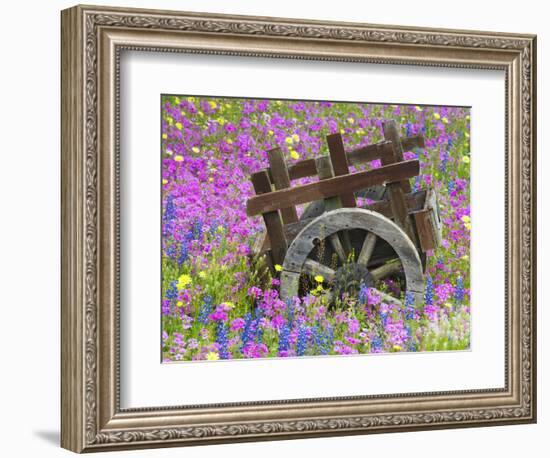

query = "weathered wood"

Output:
[[401, 134, 425, 151], [280, 208, 425, 306], [283, 190, 426, 244], [383, 120, 412, 193], [326, 133, 356, 208], [284, 137, 420, 182], [267, 147, 298, 224], [247, 160, 420, 217], [425, 188, 443, 247], [303, 259, 336, 282], [357, 232, 377, 266], [380, 142, 415, 241], [250, 171, 287, 266], [316, 155, 348, 261], [371, 258, 403, 281], [412, 210, 436, 252]]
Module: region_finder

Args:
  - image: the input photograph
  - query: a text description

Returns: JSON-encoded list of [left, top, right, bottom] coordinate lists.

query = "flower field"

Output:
[[161, 96, 471, 362]]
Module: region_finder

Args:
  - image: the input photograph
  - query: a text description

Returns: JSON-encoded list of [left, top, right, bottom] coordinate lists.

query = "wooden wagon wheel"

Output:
[[280, 208, 425, 307]]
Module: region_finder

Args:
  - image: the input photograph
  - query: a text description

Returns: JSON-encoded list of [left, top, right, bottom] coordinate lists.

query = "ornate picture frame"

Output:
[[61, 4, 536, 453]]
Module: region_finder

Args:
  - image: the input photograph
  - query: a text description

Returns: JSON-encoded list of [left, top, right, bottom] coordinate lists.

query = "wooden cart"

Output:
[[246, 120, 442, 307]]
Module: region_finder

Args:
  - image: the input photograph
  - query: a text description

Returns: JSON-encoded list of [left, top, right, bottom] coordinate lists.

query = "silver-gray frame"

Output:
[[61, 4, 536, 453]]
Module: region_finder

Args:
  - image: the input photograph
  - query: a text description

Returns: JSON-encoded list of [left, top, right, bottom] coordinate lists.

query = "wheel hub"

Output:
[[332, 263, 374, 301]]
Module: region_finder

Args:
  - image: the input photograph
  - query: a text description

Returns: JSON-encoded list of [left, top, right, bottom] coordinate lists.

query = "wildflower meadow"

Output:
[[161, 96, 471, 362]]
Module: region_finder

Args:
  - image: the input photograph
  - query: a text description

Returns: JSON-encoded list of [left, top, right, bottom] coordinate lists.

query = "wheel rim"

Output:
[[280, 208, 425, 306]]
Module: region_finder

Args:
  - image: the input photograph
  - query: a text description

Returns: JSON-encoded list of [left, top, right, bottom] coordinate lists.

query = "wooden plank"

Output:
[[380, 142, 415, 240], [247, 159, 420, 217], [412, 210, 436, 252], [383, 120, 412, 193], [326, 133, 356, 208], [267, 147, 298, 224], [285, 137, 420, 182], [402, 134, 425, 151], [303, 259, 337, 282], [283, 190, 427, 243], [316, 156, 348, 262], [250, 171, 287, 266]]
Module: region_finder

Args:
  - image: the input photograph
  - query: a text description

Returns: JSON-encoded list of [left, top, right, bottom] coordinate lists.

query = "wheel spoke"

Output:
[[328, 233, 346, 263], [357, 232, 377, 266], [369, 288, 403, 306], [303, 259, 336, 282], [371, 258, 402, 281]]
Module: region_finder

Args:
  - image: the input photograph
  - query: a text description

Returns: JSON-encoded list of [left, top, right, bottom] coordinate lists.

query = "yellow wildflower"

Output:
[[285, 137, 293, 145], [223, 302, 234, 309], [461, 215, 471, 224], [198, 111, 204, 117], [162, 179, 168, 185], [208, 177, 214, 182], [292, 133, 300, 142], [198, 271, 207, 279], [268, 130, 274, 136], [466, 114, 470, 120], [465, 132, 470, 138], [174, 97, 180, 105], [290, 150, 300, 160], [192, 146, 200, 154], [340, 129, 345, 134], [209, 101, 217, 109], [227, 139, 233, 144], [187, 96, 195, 102], [314, 275, 324, 283], [274, 264, 283, 272], [444, 302, 453, 309], [464, 223, 471, 231], [433, 112, 441, 120], [176, 301, 183, 308], [174, 155, 183, 162], [177, 273, 192, 289], [442, 117, 449, 124], [175, 122, 183, 130], [162, 133, 167, 140], [206, 352, 220, 361], [166, 117, 173, 125], [462, 156, 470, 164], [216, 225, 225, 234], [217, 117, 225, 126], [462, 255, 469, 260], [392, 345, 402, 351], [347, 117, 355, 124], [415, 106, 423, 112]]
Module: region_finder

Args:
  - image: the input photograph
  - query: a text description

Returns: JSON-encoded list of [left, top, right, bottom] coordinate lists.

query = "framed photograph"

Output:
[[61, 4, 537, 453]]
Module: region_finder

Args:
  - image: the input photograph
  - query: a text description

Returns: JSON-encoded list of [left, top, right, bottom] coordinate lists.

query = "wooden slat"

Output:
[[247, 160, 419, 217], [380, 142, 415, 240], [402, 134, 425, 151], [250, 171, 287, 266], [412, 210, 436, 252], [283, 190, 427, 243], [303, 259, 337, 282], [267, 147, 298, 224], [326, 133, 356, 208], [383, 120, 412, 193], [316, 156, 348, 261], [285, 137, 420, 182]]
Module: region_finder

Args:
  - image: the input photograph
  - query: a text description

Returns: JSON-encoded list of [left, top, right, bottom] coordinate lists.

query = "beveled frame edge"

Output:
[[60, 4, 537, 453]]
